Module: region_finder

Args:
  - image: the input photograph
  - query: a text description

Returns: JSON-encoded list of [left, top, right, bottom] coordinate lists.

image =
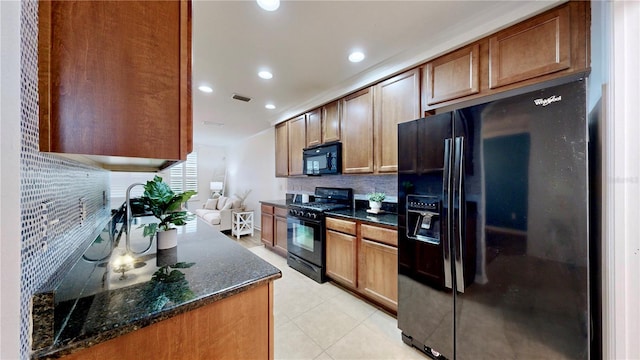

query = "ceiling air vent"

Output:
[[232, 93, 251, 102]]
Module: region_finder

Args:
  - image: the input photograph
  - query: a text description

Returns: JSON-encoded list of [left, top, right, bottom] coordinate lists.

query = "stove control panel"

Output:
[[289, 207, 321, 220]]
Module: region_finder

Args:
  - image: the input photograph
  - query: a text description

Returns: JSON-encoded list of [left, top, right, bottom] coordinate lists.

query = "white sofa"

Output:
[[194, 196, 243, 231]]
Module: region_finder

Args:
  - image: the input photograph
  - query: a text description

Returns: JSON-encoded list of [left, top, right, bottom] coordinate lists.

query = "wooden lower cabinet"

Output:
[[359, 239, 398, 311], [261, 204, 274, 246], [325, 217, 398, 312], [62, 283, 275, 360], [326, 229, 357, 288], [274, 207, 289, 256], [261, 203, 288, 257]]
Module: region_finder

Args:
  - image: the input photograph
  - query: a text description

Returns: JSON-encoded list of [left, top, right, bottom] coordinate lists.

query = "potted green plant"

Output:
[[367, 192, 386, 212], [139, 176, 197, 249]]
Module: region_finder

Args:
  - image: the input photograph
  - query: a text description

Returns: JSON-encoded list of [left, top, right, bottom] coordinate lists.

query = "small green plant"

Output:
[[367, 192, 386, 202], [139, 175, 197, 237], [147, 262, 196, 311]]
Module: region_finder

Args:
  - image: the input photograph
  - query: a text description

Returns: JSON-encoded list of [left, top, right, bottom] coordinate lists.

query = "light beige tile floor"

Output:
[[227, 230, 426, 360]]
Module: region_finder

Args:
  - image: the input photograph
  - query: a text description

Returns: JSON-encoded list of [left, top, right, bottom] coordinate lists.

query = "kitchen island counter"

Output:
[[31, 216, 281, 359]]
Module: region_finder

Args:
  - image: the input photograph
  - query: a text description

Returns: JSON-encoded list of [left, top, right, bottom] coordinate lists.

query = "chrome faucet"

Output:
[[125, 182, 145, 234], [125, 183, 152, 254]]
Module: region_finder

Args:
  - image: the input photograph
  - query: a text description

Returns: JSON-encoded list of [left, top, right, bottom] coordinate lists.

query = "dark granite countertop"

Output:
[[31, 216, 281, 359], [326, 208, 398, 228], [259, 199, 289, 207]]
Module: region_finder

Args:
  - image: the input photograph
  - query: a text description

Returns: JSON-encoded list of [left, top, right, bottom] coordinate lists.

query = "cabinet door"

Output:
[[38, 1, 191, 160], [374, 69, 421, 173], [275, 122, 289, 177], [488, 5, 570, 89], [341, 88, 374, 174], [288, 115, 306, 176], [306, 109, 322, 148], [274, 207, 289, 255], [260, 205, 274, 246], [359, 239, 398, 311], [424, 43, 480, 106], [321, 100, 341, 143], [326, 229, 357, 288], [261, 213, 274, 246]]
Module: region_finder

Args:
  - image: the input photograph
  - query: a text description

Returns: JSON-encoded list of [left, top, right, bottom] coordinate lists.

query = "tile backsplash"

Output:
[[287, 174, 398, 201], [19, 1, 110, 358]]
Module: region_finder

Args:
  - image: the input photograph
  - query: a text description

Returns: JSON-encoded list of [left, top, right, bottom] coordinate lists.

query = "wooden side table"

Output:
[[232, 210, 254, 239]]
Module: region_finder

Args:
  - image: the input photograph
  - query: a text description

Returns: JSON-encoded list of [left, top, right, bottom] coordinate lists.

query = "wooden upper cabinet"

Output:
[[374, 69, 420, 173], [421, 1, 587, 111], [488, 5, 570, 89], [321, 100, 341, 144], [424, 44, 480, 106], [288, 115, 306, 176], [306, 109, 322, 148], [275, 122, 289, 177], [341, 88, 374, 174], [38, 0, 192, 162]]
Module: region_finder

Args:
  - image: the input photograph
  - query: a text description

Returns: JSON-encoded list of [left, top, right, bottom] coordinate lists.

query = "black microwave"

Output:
[[303, 142, 342, 175]]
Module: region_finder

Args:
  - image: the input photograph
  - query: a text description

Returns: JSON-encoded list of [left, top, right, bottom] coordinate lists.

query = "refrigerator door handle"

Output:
[[442, 138, 453, 290], [454, 136, 466, 293]]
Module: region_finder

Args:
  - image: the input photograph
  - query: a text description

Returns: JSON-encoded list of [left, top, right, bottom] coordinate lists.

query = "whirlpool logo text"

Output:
[[533, 95, 562, 107]]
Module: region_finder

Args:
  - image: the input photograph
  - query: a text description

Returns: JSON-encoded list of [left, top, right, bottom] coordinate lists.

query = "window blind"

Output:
[[170, 152, 198, 194]]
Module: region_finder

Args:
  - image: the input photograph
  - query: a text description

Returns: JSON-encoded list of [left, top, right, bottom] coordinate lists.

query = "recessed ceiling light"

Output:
[[198, 85, 213, 93], [257, 0, 279, 11], [265, 104, 276, 110], [348, 51, 365, 63], [258, 71, 273, 80]]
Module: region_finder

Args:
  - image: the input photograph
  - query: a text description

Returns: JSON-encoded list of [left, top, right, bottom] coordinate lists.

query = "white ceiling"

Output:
[[192, 0, 562, 147]]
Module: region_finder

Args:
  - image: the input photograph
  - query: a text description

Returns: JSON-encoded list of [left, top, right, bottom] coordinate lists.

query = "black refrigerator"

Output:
[[397, 79, 592, 359]]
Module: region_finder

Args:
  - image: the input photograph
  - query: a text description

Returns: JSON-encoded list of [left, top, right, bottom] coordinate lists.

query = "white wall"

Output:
[[225, 128, 287, 228], [1, 1, 23, 358], [190, 143, 227, 206], [605, 1, 640, 358]]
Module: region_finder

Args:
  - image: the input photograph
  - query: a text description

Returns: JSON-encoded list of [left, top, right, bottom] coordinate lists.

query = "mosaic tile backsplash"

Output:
[[20, 1, 111, 358], [287, 174, 398, 201]]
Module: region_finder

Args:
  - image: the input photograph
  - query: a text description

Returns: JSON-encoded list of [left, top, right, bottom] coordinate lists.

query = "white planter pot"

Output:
[[369, 201, 382, 211], [157, 228, 178, 250]]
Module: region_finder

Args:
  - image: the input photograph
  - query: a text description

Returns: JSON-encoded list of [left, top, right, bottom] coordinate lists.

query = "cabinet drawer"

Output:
[[274, 206, 289, 218], [361, 224, 397, 247], [261, 204, 274, 215], [326, 217, 357, 235]]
